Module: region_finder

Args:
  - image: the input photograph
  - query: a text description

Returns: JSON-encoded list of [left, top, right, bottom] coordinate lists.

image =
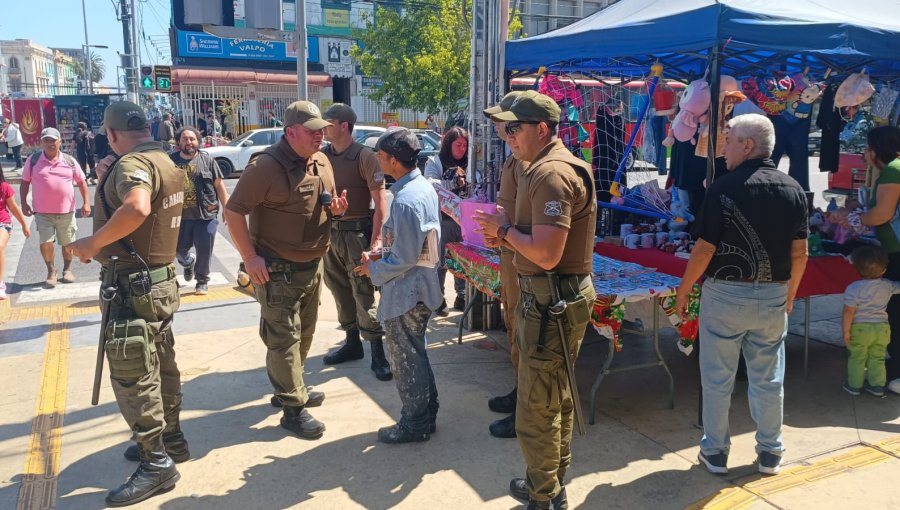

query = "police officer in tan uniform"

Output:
[[482, 91, 527, 439], [320, 103, 392, 381], [476, 90, 597, 510], [69, 101, 188, 507], [224, 101, 347, 440]]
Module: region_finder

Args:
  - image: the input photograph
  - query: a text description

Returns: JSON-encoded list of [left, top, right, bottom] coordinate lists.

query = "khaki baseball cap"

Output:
[[41, 127, 61, 140], [323, 103, 357, 125], [483, 91, 523, 118], [491, 90, 560, 123], [100, 101, 148, 134], [284, 101, 331, 130]]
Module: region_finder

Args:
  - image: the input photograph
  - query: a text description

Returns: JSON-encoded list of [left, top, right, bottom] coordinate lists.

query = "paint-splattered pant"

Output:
[[383, 303, 439, 435]]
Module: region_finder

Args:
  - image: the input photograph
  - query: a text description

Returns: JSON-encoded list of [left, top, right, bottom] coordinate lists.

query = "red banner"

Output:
[[12, 100, 45, 146]]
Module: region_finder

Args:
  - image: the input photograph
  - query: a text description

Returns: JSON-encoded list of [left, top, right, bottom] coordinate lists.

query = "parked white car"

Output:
[[203, 128, 282, 178]]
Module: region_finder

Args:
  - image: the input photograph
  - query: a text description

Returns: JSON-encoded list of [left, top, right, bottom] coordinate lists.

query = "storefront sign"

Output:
[[361, 76, 383, 90], [381, 112, 400, 127], [176, 30, 319, 64], [323, 38, 353, 78], [324, 8, 350, 27]]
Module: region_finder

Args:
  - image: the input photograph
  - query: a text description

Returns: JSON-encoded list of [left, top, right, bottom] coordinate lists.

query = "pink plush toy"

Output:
[[671, 78, 711, 143]]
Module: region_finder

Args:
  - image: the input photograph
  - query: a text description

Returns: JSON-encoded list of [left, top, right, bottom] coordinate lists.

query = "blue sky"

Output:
[[1, 0, 171, 87]]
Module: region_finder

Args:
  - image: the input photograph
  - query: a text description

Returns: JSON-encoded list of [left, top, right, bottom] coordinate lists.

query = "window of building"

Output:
[[8, 56, 19, 69], [10, 79, 22, 93]]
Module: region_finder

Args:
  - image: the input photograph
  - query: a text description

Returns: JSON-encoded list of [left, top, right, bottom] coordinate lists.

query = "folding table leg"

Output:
[[588, 331, 616, 425], [457, 292, 482, 344], [653, 303, 675, 409]]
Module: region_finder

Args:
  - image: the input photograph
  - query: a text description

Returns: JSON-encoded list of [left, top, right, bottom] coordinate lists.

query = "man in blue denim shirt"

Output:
[[355, 128, 443, 443]]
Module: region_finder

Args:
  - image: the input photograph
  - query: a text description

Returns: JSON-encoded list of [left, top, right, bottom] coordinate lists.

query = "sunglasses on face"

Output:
[[504, 121, 540, 136]]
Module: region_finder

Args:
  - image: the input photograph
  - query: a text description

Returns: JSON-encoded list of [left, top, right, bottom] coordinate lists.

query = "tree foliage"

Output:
[[352, 0, 472, 114], [72, 52, 106, 84]]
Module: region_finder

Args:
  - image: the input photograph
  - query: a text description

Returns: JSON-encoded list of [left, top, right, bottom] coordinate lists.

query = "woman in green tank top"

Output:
[[859, 126, 900, 394]]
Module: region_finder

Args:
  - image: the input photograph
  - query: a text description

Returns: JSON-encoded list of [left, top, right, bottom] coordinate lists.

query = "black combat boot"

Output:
[[323, 329, 364, 365], [510, 478, 567, 509], [370, 339, 393, 381], [524, 500, 551, 510], [489, 412, 517, 438], [270, 386, 325, 408], [124, 395, 190, 463], [489, 386, 517, 413], [281, 406, 325, 439], [106, 447, 180, 507]]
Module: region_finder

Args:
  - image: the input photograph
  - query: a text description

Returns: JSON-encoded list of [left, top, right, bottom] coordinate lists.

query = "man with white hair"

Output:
[[674, 113, 809, 477]]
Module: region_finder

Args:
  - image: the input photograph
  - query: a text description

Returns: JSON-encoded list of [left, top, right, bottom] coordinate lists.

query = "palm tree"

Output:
[[73, 51, 106, 85]]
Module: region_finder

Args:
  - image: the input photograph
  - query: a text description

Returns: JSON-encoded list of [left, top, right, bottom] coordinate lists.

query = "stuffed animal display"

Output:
[[671, 78, 711, 144]]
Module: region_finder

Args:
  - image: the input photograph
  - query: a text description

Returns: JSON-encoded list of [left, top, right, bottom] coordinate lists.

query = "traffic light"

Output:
[[140, 66, 154, 89], [154, 65, 172, 92]]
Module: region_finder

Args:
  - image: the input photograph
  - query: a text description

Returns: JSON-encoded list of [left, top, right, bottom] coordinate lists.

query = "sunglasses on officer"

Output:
[[504, 121, 541, 136]]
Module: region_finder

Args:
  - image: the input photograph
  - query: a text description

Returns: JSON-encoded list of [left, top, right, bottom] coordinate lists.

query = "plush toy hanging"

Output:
[[671, 77, 711, 144], [695, 75, 746, 158], [835, 69, 876, 108]]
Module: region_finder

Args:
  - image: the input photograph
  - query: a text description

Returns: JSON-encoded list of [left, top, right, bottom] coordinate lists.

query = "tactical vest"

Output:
[[325, 142, 375, 219], [95, 147, 185, 268], [514, 145, 597, 276], [248, 144, 335, 262]]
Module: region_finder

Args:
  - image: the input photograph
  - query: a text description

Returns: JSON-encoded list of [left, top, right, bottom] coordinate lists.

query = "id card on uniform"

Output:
[[416, 229, 439, 268]]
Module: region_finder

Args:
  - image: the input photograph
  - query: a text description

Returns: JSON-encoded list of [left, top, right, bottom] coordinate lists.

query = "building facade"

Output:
[[0, 40, 80, 98], [515, 0, 619, 37]]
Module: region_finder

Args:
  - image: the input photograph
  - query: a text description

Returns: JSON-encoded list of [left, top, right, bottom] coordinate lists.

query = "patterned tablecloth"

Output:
[[445, 242, 699, 354]]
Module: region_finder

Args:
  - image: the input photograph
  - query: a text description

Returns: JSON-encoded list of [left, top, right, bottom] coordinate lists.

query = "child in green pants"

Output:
[[843, 246, 900, 397]]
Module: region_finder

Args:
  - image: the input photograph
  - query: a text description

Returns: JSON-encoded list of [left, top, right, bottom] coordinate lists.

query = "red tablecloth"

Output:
[[595, 243, 858, 299]]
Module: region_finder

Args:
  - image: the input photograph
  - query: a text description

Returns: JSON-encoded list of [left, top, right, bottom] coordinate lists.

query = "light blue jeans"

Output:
[[699, 279, 788, 457]]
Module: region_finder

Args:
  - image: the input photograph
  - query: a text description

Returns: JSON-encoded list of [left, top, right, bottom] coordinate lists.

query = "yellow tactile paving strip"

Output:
[[8, 285, 253, 509], [686, 439, 900, 509]]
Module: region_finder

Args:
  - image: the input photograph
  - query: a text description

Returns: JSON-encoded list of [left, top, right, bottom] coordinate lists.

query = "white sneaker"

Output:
[[887, 378, 900, 396], [0, 282, 7, 300]]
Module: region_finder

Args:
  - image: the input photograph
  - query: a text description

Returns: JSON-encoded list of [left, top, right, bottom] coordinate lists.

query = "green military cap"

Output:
[[491, 90, 560, 124], [483, 91, 523, 118], [323, 103, 357, 125], [100, 101, 148, 134], [284, 101, 332, 130]]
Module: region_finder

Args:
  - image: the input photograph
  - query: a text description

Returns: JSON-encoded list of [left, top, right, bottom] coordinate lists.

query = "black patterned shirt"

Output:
[[692, 158, 808, 282]]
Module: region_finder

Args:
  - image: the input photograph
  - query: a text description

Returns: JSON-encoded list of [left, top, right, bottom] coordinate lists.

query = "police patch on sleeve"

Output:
[[544, 201, 562, 216], [132, 169, 151, 183]]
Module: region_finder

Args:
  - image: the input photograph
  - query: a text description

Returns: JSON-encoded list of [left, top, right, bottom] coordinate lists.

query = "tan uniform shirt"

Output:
[[513, 139, 596, 276], [497, 155, 526, 225], [226, 137, 336, 262], [323, 141, 384, 220]]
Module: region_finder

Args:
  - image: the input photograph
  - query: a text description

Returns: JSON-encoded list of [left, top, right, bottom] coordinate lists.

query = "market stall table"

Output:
[[445, 242, 701, 424], [595, 243, 860, 376]]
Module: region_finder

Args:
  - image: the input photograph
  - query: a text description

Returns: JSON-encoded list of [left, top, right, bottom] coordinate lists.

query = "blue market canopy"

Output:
[[505, 0, 900, 80]]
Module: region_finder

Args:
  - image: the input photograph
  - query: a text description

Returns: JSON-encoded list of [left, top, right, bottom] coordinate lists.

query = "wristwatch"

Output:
[[497, 223, 512, 241]]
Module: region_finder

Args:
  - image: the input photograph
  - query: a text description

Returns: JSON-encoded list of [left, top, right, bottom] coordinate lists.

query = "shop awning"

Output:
[[172, 68, 333, 87]]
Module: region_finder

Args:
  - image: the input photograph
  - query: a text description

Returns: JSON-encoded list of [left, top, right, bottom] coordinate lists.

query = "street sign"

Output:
[[154, 65, 173, 92], [140, 66, 154, 90]]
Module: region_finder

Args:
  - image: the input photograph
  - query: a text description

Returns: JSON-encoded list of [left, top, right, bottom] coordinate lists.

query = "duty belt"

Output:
[[103, 264, 176, 286], [518, 273, 590, 296], [267, 259, 320, 273], [331, 218, 371, 231]]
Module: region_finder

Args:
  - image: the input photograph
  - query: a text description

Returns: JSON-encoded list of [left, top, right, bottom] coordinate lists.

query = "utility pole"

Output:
[[120, 0, 135, 102], [296, 0, 307, 100], [81, 0, 92, 94], [131, 0, 140, 101]]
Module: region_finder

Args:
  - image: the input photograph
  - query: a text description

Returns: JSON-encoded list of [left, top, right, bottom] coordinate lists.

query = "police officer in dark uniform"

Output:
[[224, 101, 348, 440], [476, 90, 597, 510], [320, 103, 392, 381], [69, 101, 188, 507]]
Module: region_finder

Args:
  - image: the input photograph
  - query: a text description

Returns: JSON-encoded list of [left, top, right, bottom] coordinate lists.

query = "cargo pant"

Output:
[[106, 266, 183, 454], [499, 249, 520, 371], [515, 274, 595, 503], [323, 222, 385, 340], [254, 260, 324, 407]]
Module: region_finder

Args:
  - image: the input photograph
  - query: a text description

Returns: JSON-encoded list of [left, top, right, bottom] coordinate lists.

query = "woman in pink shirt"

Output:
[[0, 168, 31, 299]]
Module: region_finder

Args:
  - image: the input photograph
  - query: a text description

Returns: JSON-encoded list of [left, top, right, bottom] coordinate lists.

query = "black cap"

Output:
[[374, 128, 421, 163]]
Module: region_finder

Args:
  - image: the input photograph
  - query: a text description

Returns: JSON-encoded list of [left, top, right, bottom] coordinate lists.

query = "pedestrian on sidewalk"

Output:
[[20, 127, 91, 287], [841, 246, 899, 398], [424, 127, 470, 315], [67, 101, 189, 507], [72, 121, 96, 184], [169, 126, 229, 295], [0, 117, 24, 169], [477, 90, 597, 510], [159, 113, 176, 151], [225, 101, 347, 440], [355, 128, 443, 444], [0, 167, 31, 300], [480, 91, 526, 439], [675, 113, 809, 477], [320, 103, 392, 381], [268, 110, 284, 128]]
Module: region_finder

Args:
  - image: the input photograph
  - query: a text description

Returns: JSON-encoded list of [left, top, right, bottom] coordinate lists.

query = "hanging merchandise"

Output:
[[539, 74, 584, 107], [872, 84, 899, 123], [594, 95, 626, 203], [740, 74, 791, 115], [642, 108, 658, 166], [817, 81, 847, 173], [782, 73, 824, 122], [835, 69, 876, 108], [671, 77, 710, 143], [695, 75, 746, 159]]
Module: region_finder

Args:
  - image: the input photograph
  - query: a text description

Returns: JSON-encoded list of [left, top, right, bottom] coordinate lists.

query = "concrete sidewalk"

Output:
[[1, 285, 899, 510]]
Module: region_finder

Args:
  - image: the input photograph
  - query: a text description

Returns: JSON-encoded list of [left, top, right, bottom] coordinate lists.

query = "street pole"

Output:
[[81, 0, 92, 94], [120, 0, 136, 102], [131, 0, 140, 102], [296, 0, 307, 100]]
